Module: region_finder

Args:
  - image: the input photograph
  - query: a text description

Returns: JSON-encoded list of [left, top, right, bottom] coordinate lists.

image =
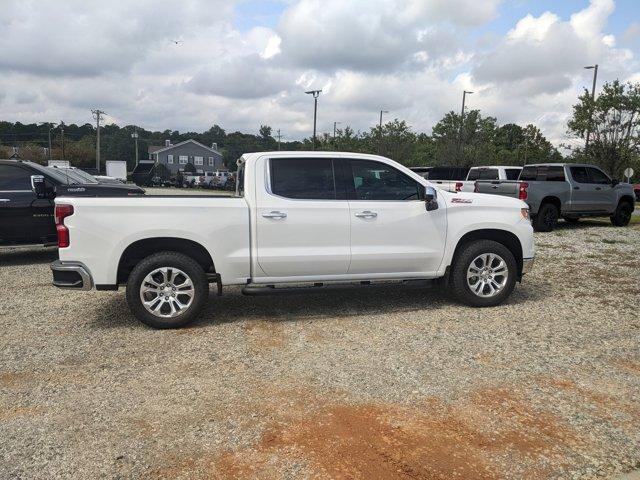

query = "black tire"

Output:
[[533, 203, 559, 232], [610, 201, 633, 227], [451, 240, 517, 307], [563, 217, 579, 224], [126, 251, 209, 329]]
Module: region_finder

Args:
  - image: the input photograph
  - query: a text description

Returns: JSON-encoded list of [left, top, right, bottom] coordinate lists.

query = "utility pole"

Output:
[[131, 127, 139, 166], [59, 121, 65, 160], [92, 109, 106, 173], [378, 110, 388, 153], [276, 129, 282, 150], [305, 90, 322, 150], [459, 90, 473, 157], [333, 121, 341, 140], [584, 64, 598, 149]]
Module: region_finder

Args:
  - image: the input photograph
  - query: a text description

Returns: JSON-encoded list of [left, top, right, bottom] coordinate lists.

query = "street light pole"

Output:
[[305, 90, 322, 150], [59, 121, 65, 160], [584, 64, 598, 149], [459, 90, 473, 157]]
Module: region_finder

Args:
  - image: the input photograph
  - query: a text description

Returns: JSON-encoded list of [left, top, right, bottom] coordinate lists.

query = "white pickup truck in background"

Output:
[[50, 152, 534, 328], [425, 165, 522, 193]]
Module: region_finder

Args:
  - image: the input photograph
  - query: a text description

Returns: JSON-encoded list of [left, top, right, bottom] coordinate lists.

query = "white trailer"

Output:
[[106, 161, 127, 181]]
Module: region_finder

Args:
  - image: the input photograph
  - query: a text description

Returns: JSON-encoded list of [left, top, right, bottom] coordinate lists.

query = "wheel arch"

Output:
[[117, 237, 215, 284], [618, 194, 635, 207], [450, 229, 524, 279], [539, 196, 561, 212]]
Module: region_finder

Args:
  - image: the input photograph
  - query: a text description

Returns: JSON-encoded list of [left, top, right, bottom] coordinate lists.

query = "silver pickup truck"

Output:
[[475, 163, 635, 232]]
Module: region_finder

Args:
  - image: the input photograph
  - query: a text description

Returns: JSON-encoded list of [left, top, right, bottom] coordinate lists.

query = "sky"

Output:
[[0, 0, 639, 149]]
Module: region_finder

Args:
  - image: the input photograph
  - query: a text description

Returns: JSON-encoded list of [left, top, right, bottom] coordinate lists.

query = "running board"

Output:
[[241, 279, 435, 296]]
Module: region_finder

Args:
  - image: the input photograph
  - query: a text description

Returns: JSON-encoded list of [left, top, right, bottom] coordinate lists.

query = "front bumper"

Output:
[[51, 260, 93, 290], [522, 257, 534, 275]]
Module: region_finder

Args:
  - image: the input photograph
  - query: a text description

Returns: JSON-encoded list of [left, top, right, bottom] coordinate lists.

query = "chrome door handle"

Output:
[[355, 210, 377, 218], [491, 185, 498, 189], [0, 199, 10, 202], [262, 211, 287, 219]]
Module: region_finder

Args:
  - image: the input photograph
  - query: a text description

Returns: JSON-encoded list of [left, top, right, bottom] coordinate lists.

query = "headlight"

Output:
[[520, 208, 530, 221]]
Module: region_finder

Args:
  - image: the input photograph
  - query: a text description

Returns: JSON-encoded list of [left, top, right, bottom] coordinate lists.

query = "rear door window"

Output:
[[270, 158, 337, 200], [569, 166, 589, 183], [0, 165, 32, 190]]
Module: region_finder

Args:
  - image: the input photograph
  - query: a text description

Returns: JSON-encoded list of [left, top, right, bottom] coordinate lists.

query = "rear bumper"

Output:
[[522, 257, 534, 275], [51, 260, 93, 290]]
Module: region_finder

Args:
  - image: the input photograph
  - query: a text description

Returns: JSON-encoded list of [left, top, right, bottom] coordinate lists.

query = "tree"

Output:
[[183, 162, 196, 174], [567, 79, 640, 177]]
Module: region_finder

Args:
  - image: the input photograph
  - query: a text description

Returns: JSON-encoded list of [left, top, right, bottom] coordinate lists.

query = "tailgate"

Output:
[[475, 180, 520, 197]]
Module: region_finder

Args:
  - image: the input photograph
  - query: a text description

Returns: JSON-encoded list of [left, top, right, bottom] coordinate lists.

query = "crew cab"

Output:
[[0, 159, 144, 248], [474, 163, 635, 231], [50, 152, 534, 329]]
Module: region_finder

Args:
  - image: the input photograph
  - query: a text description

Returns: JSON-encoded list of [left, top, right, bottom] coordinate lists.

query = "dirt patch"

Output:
[[0, 406, 43, 421], [612, 359, 640, 375], [243, 320, 287, 350], [151, 387, 581, 480]]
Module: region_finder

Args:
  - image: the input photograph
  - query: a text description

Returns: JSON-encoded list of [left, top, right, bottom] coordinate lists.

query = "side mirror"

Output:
[[611, 178, 619, 186], [425, 186, 438, 211], [31, 175, 46, 199]]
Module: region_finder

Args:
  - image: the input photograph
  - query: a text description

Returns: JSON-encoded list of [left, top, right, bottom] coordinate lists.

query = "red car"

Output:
[[634, 184, 640, 202]]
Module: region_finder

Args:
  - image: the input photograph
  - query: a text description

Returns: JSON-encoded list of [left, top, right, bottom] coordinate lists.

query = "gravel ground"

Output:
[[1, 218, 639, 479]]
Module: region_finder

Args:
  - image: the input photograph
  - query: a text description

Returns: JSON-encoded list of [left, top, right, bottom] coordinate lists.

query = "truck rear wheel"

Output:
[[126, 251, 209, 329], [451, 240, 517, 307], [533, 203, 558, 232], [610, 201, 632, 227]]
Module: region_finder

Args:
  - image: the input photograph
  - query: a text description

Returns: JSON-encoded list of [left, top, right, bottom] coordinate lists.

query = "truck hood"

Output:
[[437, 189, 527, 210]]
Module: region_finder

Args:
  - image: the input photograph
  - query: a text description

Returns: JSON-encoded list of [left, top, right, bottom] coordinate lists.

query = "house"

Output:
[[148, 139, 224, 175]]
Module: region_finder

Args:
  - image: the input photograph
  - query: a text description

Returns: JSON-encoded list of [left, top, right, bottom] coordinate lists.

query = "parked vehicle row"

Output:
[[410, 165, 522, 193], [0, 159, 144, 248], [51, 151, 534, 329], [474, 163, 635, 231]]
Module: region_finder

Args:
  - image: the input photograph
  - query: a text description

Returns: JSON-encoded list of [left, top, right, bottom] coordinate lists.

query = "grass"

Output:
[[602, 238, 628, 245]]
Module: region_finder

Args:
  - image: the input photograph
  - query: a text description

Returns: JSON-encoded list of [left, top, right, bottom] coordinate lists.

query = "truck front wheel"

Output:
[[451, 240, 517, 307], [126, 251, 209, 329]]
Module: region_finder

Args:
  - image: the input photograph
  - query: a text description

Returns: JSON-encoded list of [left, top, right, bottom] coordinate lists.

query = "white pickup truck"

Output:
[[50, 152, 534, 328]]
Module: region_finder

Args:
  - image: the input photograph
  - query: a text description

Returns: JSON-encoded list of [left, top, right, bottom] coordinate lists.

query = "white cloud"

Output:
[[0, 0, 637, 154]]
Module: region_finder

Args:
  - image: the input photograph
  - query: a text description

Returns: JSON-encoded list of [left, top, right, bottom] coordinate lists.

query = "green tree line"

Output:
[[2, 79, 638, 178]]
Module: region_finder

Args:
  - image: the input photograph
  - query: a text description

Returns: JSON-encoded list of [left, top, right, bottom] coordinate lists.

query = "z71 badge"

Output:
[[451, 198, 473, 204]]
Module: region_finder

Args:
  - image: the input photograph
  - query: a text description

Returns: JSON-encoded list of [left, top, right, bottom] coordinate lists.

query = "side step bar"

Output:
[[241, 279, 435, 296]]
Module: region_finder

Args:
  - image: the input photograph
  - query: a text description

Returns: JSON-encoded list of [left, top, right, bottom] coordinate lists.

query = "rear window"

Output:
[[520, 166, 538, 181], [467, 168, 499, 181], [545, 166, 566, 182], [519, 166, 565, 181], [427, 167, 468, 181], [270, 158, 336, 200], [505, 168, 521, 180]]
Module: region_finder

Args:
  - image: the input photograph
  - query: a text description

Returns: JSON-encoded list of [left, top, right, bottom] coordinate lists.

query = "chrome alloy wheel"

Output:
[[466, 253, 509, 298], [139, 267, 195, 318]]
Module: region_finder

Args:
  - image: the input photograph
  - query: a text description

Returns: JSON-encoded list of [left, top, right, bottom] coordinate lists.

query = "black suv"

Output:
[[0, 159, 144, 247]]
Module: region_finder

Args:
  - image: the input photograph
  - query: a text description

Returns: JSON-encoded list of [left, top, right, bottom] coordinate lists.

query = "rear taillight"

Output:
[[474, 181, 479, 193], [455, 182, 463, 192], [518, 182, 528, 201], [55, 204, 74, 248]]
